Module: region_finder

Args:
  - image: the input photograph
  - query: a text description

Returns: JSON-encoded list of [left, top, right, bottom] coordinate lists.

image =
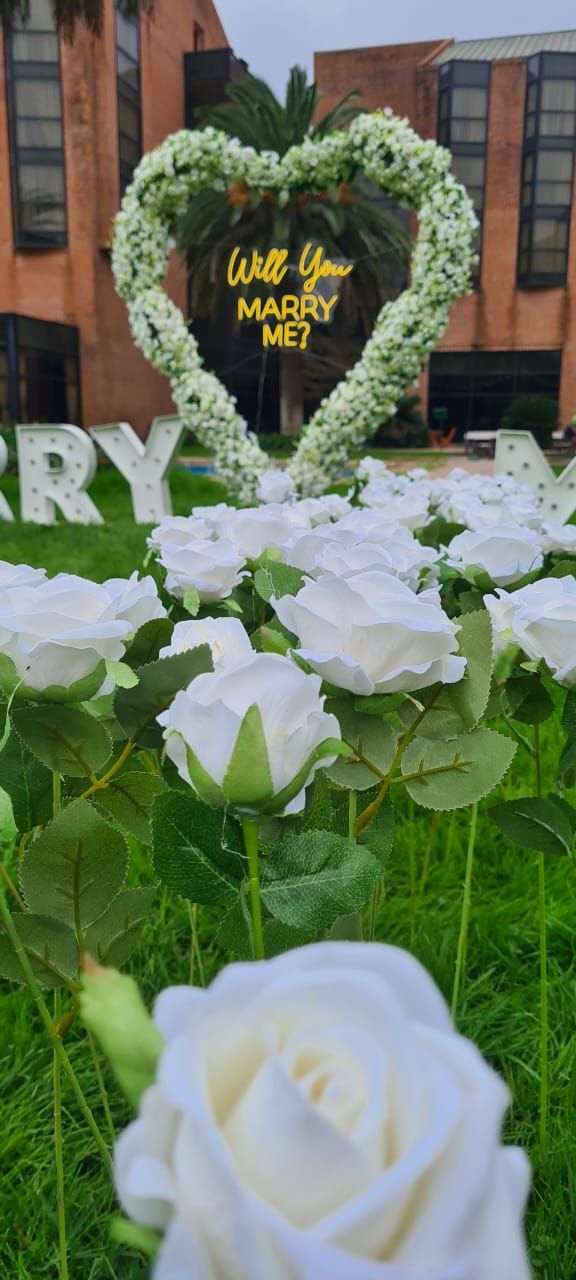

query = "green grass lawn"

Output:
[[1, 467, 576, 1278]]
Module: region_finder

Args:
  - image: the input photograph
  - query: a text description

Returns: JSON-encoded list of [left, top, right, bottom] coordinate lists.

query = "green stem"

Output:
[[187, 902, 205, 987], [451, 801, 479, 1020], [534, 723, 548, 1151], [355, 691, 441, 837], [86, 1027, 116, 1145], [0, 861, 26, 910], [241, 817, 265, 960], [348, 790, 357, 840], [52, 771, 62, 817], [0, 887, 110, 1169], [53, 991, 68, 1280]]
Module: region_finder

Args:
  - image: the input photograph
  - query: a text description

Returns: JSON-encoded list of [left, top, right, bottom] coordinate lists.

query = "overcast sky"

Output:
[[216, 0, 576, 95]]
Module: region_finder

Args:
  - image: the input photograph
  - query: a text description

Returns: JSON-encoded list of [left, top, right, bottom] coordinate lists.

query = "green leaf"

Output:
[[11, 705, 112, 778], [253, 562, 305, 603], [505, 675, 554, 725], [546, 792, 576, 835], [114, 646, 213, 746], [20, 799, 128, 931], [0, 914, 78, 988], [404, 612, 493, 740], [325, 701, 396, 791], [105, 660, 140, 690], [84, 887, 155, 967], [182, 588, 201, 617], [358, 791, 395, 867], [548, 559, 576, 578], [354, 693, 406, 717], [260, 829, 380, 931], [222, 704, 274, 807], [401, 727, 516, 811], [557, 736, 576, 779], [489, 797, 573, 856], [94, 772, 167, 844], [215, 897, 311, 959], [0, 733, 52, 831], [151, 790, 242, 905], [562, 689, 576, 736], [260, 625, 292, 655], [299, 771, 332, 832], [125, 618, 174, 668]]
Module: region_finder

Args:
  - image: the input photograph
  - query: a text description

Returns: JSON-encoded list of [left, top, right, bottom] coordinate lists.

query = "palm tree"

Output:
[[179, 67, 410, 435], [0, 0, 151, 36]]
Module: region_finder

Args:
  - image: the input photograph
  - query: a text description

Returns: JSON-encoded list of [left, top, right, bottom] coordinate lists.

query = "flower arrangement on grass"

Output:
[[2, 461, 576, 1276]]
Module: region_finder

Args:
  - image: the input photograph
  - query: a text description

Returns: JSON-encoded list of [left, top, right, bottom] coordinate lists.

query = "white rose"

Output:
[[446, 524, 543, 586], [359, 485, 429, 530], [158, 540, 248, 603], [257, 469, 295, 505], [115, 942, 530, 1280], [285, 526, 360, 577], [273, 572, 465, 695], [0, 560, 46, 588], [157, 652, 341, 814], [538, 520, 576, 555], [485, 575, 576, 685], [223, 508, 304, 560], [147, 515, 214, 552], [0, 573, 130, 693], [355, 455, 390, 481], [104, 572, 167, 632], [160, 616, 253, 669]]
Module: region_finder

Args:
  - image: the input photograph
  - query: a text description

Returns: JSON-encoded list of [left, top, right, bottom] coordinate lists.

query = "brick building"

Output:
[[316, 31, 576, 434], [0, 0, 231, 434]]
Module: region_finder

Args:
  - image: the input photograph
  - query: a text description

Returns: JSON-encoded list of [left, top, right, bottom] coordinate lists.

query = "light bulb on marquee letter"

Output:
[[16, 423, 103, 525], [90, 417, 185, 523]]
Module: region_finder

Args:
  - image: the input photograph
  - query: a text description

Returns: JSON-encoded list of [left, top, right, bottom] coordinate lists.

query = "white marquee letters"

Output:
[[90, 417, 184, 523], [495, 430, 576, 522], [16, 423, 103, 525]]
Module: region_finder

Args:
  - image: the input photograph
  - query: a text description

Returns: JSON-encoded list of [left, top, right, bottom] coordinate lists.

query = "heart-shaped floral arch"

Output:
[[112, 111, 476, 503]]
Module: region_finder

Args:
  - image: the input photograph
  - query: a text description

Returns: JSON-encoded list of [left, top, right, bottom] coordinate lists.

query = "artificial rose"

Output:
[[446, 524, 543, 587], [104, 572, 167, 632], [147, 515, 214, 552], [0, 573, 130, 694], [355, 455, 390, 482], [223, 507, 307, 560], [257, 469, 295, 505], [285, 526, 360, 577], [157, 652, 342, 814], [0, 560, 47, 588], [485, 574, 576, 686], [538, 519, 576, 555], [273, 571, 465, 695], [115, 941, 530, 1280], [359, 483, 429, 530], [157, 540, 248, 603], [160, 616, 253, 669]]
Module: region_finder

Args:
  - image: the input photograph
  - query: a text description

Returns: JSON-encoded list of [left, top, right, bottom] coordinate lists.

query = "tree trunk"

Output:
[[279, 349, 304, 436]]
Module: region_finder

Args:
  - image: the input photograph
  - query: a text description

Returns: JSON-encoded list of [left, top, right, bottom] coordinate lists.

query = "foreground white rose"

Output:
[[157, 540, 248, 603], [0, 560, 47, 588], [157, 652, 342, 813], [257, 468, 295, 505], [273, 572, 465, 695], [104, 572, 167, 632], [115, 942, 530, 1280], [147, 514, 214, 552], [485, 574, 576, 685], [222, 507, 307, 559], [159, 616, 253, 669], [538, 519, 576, 555], [0, 573, 130, 694], [446, 524, 543, 586]]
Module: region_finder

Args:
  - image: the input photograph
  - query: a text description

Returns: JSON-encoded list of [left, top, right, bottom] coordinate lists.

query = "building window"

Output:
[[0, 315, 80, 425], [518, 52, 576, 287], [428, 349, 561, 436], [193, 21, 205, 51], [4, 0, 66, 248], [115, 2, 142, 198], [438, 60, 490, 281]]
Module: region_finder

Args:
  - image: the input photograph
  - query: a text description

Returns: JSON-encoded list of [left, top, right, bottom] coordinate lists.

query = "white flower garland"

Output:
[[112, 111, 477, 502]]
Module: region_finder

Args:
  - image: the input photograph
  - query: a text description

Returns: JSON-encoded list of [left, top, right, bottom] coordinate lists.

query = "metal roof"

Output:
[[434, 30, 576, 64]]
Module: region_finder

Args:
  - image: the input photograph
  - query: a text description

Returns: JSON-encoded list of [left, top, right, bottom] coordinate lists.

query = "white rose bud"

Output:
[[273, 571, 465, 695], [159, 616, 253, 670], [104, 572, 167, 632], [115, 942, 530, 1280], [446, 524, 543, 587], [157, 539, 248, 603], [0, 573, 130, 696], [157, 652, 344, 815], [485, 575, 576, 685]]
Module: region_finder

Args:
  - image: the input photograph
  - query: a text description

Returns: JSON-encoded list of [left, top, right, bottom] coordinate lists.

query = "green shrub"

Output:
[[500, 395, 558, 449]]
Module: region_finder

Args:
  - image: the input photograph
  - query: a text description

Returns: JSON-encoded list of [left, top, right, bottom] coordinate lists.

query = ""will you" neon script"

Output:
[[226, 243, 354, 349]]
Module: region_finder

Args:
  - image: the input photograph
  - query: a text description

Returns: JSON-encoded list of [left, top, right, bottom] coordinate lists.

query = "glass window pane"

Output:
[[526, 114, 536, 138], [119, 133, 140, 167], [533, 217, 569, 250], [537, 150, 573, 181], [541, 79, 576, 111], [16, 117, 62, 147], [116, 12, 139, 61], [12, 30, 58, 61], [520, 221, 530, 249], [15, 78, 61, 118], [117, 53, 139, 93], [540, 111, 576, 137], [452, 87, 488, 118], [451, 154, 485, 187], [535, 180, 572, 204], [527, 83, 538, 113], [18, 163, 65, 233], [451, 118, 487, 143], [118, 94, 139, 138], [16, 0, 56, 31], [439, 93, 449, 120], [531, 249, 567, 273]]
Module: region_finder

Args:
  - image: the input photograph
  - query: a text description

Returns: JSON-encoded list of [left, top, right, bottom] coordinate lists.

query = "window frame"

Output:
[[0, 313, 81, 424], [517, 52, 576, 288], [437, 60, 491, 287], [115, 2, 142, 199], [4, 0, 67, 250]]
